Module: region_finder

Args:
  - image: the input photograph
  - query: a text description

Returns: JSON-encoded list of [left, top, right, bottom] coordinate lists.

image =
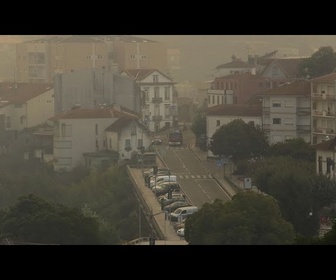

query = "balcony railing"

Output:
[[151, 97, 163, 103], [152, 115, 162, 122]]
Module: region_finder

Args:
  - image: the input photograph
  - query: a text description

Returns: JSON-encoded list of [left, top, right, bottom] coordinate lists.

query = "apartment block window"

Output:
[[312, 84, 317, 93], [318, 156, 322, 173], [143, 87, 149, 100], [327, 157, 333, 174], [272, 101, 281, 108], [154, 105, 160, 116], [217, 96, 219, 104], [153, 75, 159, 83], [130, 54, 136, 59], [154, 87, 160, 98], [138, 139, 143, 149], [95, 124, 98, 135], [125, 139, 131, 150], [164, 87, 170, 100], [273, 118, 281, 124], [216, 120, 220, 127], [212, 95, 215, 104], [208, 95, 211, 104], [312, 102, 317, 110], [109, 139, 112, 149]]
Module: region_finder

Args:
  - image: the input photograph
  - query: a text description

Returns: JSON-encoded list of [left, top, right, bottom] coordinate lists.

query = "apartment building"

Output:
[[310, 73, 336, 144], [15, 35, 168, 84], [314, 138, 336, 180], [121, 69, 176, 132], [257, 80, 311, 144]]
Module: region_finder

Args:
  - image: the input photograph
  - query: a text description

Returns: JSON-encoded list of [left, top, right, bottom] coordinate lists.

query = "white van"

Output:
[[149, 175, 177, 188], [168, 206, 198, 222]]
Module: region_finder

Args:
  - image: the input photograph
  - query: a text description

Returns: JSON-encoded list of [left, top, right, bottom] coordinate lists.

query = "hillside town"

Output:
[[0, 35, 336, 245]]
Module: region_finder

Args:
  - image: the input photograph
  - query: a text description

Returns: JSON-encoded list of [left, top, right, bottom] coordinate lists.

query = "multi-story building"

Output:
[[121, 69, 176, 132], [53, 68, 140, 114], [257, 80, 311, 144], [15, 35, 168, 84], [16, 35, 116, 83], [310, 73, 336, 144], [213, 55, 257, 78], [50, 106, 150, 171], [113, 36, 167, 74], [0, 82, 54, 154], [208, 72, 271, 106], [314, 138, 336, 180], [205, 104, 262, 158]]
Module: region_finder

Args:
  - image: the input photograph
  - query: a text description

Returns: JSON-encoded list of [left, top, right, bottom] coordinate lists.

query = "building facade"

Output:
[[310, 73, 336, 144], [53, 68, 140, 114], [257, 80, 311, 144], [121, 69, 176, 132], [206, 104, 262, 158]]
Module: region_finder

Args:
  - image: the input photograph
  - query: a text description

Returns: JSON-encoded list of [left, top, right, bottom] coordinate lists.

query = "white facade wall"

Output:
[[207, 89, 234, 107], [316, 149, 336, 180], [0, 103, 15, 130], [263, 95, 311, 144], [206, 115, 262, 158], [140, 71, 174, 131], [26, 88, 54, 128], [53, 118, 117, 171]]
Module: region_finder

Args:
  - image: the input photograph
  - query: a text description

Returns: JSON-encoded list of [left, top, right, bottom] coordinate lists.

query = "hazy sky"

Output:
[[141, 35, 336, 82], [2, 35, 336, 83]]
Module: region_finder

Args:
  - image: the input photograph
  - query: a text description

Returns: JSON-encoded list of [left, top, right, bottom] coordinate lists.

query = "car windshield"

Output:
[[174, 208, 183, 214]]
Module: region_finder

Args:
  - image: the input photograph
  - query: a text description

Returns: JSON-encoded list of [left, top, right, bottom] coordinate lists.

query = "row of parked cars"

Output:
[[142, 167, 199, 238]]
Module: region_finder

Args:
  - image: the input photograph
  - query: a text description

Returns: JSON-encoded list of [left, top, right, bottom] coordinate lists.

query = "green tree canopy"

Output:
[[210, 119, 269, 162], [248, 156, 336, 237], [190, 108, 206, 137], [298, 46, 336, 79], [265, 138, 315, 163], [184, 192, 295, 245], [0, 194, 102, 244]]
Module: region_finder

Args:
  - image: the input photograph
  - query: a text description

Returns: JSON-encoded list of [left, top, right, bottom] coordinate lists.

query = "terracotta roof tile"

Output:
[[256, 80, 310, 96], [309, 72, 336, 82], [123, 68, 172, 82], [105, 118, 149, 133], [313, 137, 336, 151], [215, 60, 256, 69], [0, 82, 53, 104]]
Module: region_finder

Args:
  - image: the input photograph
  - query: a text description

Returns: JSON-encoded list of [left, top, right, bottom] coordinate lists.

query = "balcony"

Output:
[[151, 97, 163, 104]]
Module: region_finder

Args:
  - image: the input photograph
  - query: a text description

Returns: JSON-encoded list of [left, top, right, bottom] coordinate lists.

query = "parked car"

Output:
[[163, 200, 191, 213], [168, 206, 199, 222], [176, 227, 185, 237], [152, 182, 181, 196], [160, 195, 187, 207]]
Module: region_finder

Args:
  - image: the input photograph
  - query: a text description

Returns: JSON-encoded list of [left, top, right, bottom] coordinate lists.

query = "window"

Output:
[[212, 95, 215, 104], [312, 102, 317, 110], [143, 87, 149, 100], [217, 95, 219, 104], [154, 87, 160, 98], [130, 54, 136, 59], [327, 157, 333, 174], [164, 87, 170, 100], [164, 105, 170, 118], [95, 124, 98, 135], [138, 138, 143, 149], [208, 95, 211, 104], [312, 84, 317, 93], [318, 156, 322, 173], [272, 101, 281, 108], [153, 75, 159, 82], [154, 105, 160, 116], [273, 118, 281, 124], [109, 139, 112, 149], [125, 139, 131, 150], [216, 120, 220, 127]]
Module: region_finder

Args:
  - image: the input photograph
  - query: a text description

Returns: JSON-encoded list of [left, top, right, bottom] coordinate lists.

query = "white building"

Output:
[[0, 82, 54, 131], [206, 104, 262, 158], [50, 106, 148, 171], [314, 137, 336, 180], [121, 69, 176, 132], [257, 80, 311, 144], [310, 73, 336, 144]]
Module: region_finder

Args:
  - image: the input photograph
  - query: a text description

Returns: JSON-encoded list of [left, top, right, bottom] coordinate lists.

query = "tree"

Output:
[[190, 108, 206, 148], [265, 138, 315, 163], [248, 156, 336, 237], [298, 46, 336, 79], [185, 193, 295, 245], [0, 194, 102, 244], [209, 119, 269, 163]]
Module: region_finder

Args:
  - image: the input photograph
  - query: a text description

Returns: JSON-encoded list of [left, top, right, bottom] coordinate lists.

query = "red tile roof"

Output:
[[206, 104, 262, 116], [0, 82, 53, 104], [215, 60, 256, 70], [313, 137, 336, 151], [50, 107, 138, 121], [309, 72, 336, 82], [256, 80, 310, 96], [260, 58, 304, 78]]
